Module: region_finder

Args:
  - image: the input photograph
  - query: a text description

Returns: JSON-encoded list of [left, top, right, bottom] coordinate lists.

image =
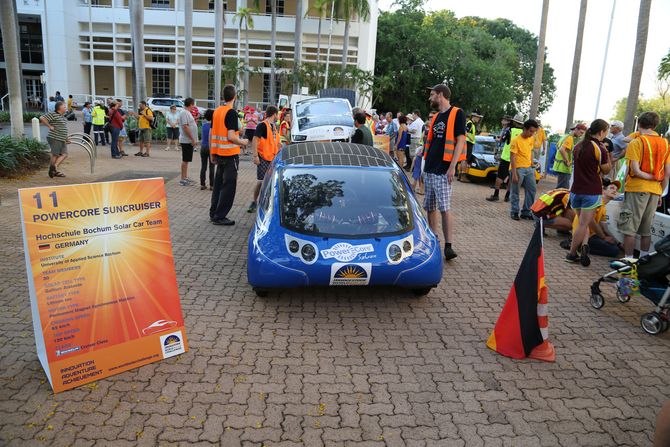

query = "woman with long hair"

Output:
[[566, 119, 612, 266]]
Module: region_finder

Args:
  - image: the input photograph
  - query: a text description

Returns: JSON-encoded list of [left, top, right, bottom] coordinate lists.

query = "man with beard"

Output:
[[422, 84, 467, 261]]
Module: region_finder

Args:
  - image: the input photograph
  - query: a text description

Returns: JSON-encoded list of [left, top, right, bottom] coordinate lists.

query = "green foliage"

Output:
[[373, 8, 556, 127], [659, 49, 670, 81], [613, 96, 670, 136], [294, 62, 374, 99], [0, 111, 44, 123], [0, 136, 50, 177]]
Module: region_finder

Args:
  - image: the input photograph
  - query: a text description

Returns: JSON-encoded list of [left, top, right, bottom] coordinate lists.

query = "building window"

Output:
[[151, 46, 170, 63], [152, 69, 171, 96], [262, 73, 281, 105], [208, 0, 227, 11], [151, 0, 170, 9], [265, 0, 284, 15], [17, 21, 44, 65]]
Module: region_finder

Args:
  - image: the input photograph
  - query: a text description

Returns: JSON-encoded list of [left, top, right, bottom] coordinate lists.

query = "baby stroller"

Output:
[[589, 234, 670, 335]]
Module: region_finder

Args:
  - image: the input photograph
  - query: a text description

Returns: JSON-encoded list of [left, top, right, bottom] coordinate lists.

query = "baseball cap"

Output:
[[470, 110, 483, 118], [426, 84, 451, 98], [610, 120, 624, 129], [571, 123, 587, 131], [602, 178, 621, 190]]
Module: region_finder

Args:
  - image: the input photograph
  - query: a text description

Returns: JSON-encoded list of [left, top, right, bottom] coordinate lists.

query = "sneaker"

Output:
[[444, 245, 457, 261], [200, 185, 207, 190], [504, 194, 510, 203], [580, 244, 591, 267], [565, 253, 580, 263], [520, 214, 534, 220], [212, 217, 235, 226], [559, 239, 572, 250], [486, 195, 499, 202], [247, 201, 257, 213], [511, 214, 520, 221], [121, 152, 128, 157], [179, 179, 192, 186], [134, 152, 143, 156], [185, 178, 195, 184]]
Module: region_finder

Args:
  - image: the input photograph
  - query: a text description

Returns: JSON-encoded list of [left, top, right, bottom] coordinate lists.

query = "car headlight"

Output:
[[389, 244, 402, 262], [301, 244, 316, 262], [402, 240, 412, 253], [288, 240, 299, 253], [293, 134, 307, 141]]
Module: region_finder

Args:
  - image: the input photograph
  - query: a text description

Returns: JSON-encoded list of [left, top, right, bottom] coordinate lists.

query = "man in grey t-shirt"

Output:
[[178, 98, 199, 186], [610, 120, 628, 175]]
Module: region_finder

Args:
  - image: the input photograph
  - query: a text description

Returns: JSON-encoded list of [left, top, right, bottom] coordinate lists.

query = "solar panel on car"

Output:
[[281, 142, 395, 167]]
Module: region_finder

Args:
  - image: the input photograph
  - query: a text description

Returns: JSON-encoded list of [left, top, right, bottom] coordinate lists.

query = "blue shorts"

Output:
[[570, 193, 602, 210]]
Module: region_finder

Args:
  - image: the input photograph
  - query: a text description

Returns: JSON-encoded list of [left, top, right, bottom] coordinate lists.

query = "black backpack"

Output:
[[145, 107, 158, 130]]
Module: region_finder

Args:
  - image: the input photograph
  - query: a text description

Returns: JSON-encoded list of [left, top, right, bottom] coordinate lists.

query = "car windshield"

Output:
[[474, 140, 496, 154], [280, 167, 413, 237], [296, 100, 350, 118]]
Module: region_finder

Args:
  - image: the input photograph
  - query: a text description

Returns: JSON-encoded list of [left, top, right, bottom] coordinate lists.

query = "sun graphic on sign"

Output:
[[335, 266, 367, 279]]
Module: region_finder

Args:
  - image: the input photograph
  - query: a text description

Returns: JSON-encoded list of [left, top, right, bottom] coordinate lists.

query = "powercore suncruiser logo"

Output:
[[321, 243, 374, 262]]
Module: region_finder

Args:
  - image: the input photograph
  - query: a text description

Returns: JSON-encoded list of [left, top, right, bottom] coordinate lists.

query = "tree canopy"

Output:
[[373, 5, 556, 127]]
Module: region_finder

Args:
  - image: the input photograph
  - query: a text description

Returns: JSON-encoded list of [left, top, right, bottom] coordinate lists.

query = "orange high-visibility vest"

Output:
[[423, 107, 464, 162], [257, 119, 280, 161], [210, 104, 240, 156], [631, 134, 670, 182]]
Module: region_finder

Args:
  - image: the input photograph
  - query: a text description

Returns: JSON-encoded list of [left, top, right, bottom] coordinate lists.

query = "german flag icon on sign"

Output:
[[486, 223, 555, 362], [38, 244, 51, 251]]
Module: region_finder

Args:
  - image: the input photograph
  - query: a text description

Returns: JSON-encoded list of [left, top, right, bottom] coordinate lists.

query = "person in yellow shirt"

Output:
[[533, 120, 547, 173], [552, 123, 586, 188], [130, 101, 154, 157], [618, 111, 670, 257], [509, 119, 539, 220]]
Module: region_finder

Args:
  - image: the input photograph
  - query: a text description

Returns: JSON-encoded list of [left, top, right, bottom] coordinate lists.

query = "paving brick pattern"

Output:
[[0, 133, 669, 446]]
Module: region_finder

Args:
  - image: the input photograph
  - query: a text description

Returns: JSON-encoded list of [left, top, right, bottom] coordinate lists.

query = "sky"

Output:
[[376, 0, 670, 132]]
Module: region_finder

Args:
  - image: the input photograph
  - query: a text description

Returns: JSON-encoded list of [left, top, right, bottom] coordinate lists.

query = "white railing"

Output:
[[0, 94, 8, 111]]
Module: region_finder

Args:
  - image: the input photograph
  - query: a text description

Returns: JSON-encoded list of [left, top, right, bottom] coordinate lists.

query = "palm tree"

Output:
[[0, 0, 24, 137], [624, 0, 652, 133], [306, 0, 330, 85], [337, 0, 370, 71], [564, 0, 587, 133], [214, 0, 225, 107], [269, 0, 278, 104], [129, 0, 146, 108], [529, 0, 549, 120], [234, 7, 256, 106], [293, 0, 304, 94], [184, 0, 193, 97]]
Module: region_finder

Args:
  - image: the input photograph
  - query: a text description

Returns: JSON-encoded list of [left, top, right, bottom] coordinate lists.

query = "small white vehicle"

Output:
[[290, 97, 354, 143], [146, 97, 185, 117]]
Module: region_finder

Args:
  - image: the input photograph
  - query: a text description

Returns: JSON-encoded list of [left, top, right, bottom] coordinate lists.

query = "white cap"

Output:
[[610, 120, 624, 129]]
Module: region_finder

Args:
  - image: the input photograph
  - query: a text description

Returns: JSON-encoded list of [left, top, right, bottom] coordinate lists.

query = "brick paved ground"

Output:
[[0, 131, 669, 446]]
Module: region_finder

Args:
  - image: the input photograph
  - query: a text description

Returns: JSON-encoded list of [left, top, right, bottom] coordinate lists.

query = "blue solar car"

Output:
[[247, 142, 443, 297]]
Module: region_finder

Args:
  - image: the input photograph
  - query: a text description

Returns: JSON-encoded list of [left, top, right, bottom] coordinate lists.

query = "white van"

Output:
[[290, 97, 354, 143]]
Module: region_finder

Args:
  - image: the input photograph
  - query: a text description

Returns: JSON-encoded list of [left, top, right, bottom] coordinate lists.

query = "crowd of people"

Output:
[[38, 85, 670, 267]]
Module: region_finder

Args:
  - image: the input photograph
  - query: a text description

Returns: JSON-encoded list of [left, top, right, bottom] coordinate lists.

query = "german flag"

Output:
[[38, 243, 51, 251], [487, 223, 555, 362]]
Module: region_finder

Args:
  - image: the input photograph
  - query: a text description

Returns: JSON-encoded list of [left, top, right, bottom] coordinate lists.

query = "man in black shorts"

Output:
[[248, 106, 280, 213]]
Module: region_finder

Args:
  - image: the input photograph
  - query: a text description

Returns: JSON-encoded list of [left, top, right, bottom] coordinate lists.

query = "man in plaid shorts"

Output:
[[423, 84, 467, 260]]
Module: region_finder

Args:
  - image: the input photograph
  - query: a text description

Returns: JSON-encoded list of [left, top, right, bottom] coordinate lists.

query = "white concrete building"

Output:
[[0, 0, 378, 110]]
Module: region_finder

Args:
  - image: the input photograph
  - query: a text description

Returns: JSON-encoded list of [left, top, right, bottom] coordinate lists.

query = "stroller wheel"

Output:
[[590, 293, 604, 309], [616, 289, 631, 303], [640, 312, 664, 335]]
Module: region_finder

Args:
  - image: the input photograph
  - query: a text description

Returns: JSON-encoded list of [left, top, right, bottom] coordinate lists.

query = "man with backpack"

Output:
[[131, 101, 155, 157], [618, 112, 670, 258]]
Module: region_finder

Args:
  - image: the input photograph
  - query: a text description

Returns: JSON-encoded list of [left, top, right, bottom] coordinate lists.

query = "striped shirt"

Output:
[[42, 112, 69, 142]]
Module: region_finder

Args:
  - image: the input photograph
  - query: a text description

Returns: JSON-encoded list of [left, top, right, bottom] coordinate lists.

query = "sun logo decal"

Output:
[[335, 265, 367, 279], [163, 335, 181, 346]]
